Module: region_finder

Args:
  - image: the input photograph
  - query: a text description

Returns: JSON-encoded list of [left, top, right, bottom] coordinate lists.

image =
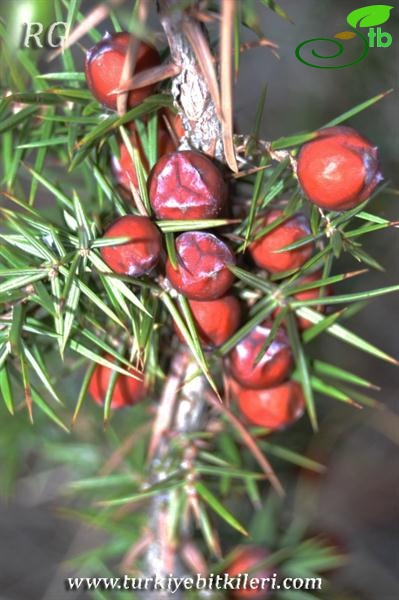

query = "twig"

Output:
[[158, 0, 224, 159], [143, 2, 232, 595]]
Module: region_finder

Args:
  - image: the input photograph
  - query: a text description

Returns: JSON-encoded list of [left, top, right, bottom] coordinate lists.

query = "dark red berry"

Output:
[[166, 232, 235, 300], [148, 150, 226, 220], [297, 126, 382, 211], [228, 321, 293, 389], [226, 545, 274, 599], [85, 32, 160, 110], [249, 210, 314, 274], [174, 295, 241, 348], [100, 215, 162, 277], [237, 380, 305, 430], [89, 354, 146, 410]]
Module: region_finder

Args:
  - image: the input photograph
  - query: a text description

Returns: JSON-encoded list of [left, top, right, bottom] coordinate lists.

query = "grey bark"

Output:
[[143, 1, 225, 597]]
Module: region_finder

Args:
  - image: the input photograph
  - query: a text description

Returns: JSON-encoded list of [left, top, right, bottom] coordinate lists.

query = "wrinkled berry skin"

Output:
[[148, 150, 226, 220], [226, 545, 273, 599], [112, 126, 176, 191], [100, 215, 162, 277], [249, 210, 313, 274], [228, 321, 293, 389], [174, 295, 241, 348], [298, 126, 382, 211], [89, 354, 146, 410], [85, 32, 160, 110], [237, 381, 305, 430], [166, 232, 235, 300]]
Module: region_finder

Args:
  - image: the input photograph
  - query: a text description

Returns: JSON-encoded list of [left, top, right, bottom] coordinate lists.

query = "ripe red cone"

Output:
[[174, 295, 241, 348], [249, 210, 314, 273], [85, 32, 160, 110], [89, 355, 146, 410], [237, 380, 305, 430], [100, 215, 162, 277], [228, 321, 293, 389], [166, 231, 235, 300], [148, 150, 226, 220], [298, 126, 382, 211]]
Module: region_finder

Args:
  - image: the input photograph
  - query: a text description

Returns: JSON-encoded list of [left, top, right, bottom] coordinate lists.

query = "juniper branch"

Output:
[[143, 1, 225, 594]]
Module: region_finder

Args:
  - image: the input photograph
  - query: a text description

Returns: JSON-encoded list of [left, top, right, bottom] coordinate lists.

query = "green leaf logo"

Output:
[[347, 5, 393, 28]]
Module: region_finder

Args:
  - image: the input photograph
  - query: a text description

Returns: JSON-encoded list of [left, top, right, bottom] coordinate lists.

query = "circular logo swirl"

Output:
[[295, 28, 369, 69]]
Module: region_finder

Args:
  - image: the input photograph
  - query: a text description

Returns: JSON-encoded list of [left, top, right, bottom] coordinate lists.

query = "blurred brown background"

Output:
[[0, 0, 398, 598]]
